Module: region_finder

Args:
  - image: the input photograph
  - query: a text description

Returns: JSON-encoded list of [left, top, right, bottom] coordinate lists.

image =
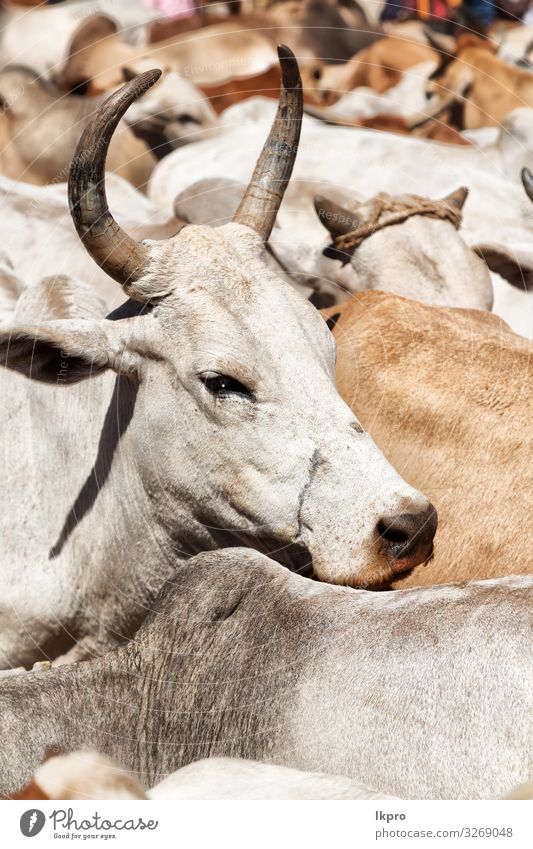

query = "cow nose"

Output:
[[377, 504, 438, 572]]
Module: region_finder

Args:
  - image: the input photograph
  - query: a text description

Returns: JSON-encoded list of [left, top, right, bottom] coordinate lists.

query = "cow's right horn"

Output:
[[233, 45, 303, 242], [68, 69, 161, 299]]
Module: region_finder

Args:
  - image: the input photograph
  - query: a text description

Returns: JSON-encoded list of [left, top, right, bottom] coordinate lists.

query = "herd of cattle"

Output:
[[0, 0, 532, 802]]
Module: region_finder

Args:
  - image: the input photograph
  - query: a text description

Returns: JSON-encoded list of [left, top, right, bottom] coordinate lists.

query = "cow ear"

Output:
[[58, 14, 118, 94], [473, 244, 533, 290], [121, 67, 139, 84], [442, 186, 469, 212], [0, 320, 139, 385]]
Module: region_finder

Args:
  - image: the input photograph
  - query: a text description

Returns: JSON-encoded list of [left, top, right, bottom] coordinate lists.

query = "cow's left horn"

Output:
[[233, 44, 302, 241], [68, 69, 161, 297]]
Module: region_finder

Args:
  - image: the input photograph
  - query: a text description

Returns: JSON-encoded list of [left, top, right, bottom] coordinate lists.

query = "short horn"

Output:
[[314, 195, 360, 237], [68, 69, 161, 297], [233, 44, 302, 241], [521, 167, 533, 202], [442, 186, 469, 211]]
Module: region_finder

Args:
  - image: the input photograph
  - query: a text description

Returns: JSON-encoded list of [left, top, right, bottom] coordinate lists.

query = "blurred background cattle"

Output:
[[2, 0, 533, 331], [0, 0, 532, 803]]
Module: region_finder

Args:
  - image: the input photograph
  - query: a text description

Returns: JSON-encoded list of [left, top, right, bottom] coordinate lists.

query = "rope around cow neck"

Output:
[[333, 194, 463, 253]]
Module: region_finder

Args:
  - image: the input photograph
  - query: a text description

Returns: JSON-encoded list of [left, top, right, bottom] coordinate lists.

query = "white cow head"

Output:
[[119, 61, 219, 153], [0, 49, 437, 587], [314, 191, 494, 310]]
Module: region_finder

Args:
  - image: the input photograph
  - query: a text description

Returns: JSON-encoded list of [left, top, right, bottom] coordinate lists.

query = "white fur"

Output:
[[33, 752, 394, 800]]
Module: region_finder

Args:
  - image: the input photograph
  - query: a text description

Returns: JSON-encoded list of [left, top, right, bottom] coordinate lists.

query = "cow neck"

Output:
[[334, 194, 463, 252]]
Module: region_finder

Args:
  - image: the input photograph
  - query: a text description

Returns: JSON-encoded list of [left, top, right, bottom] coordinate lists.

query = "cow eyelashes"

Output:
[[200, 372, 255, 401]]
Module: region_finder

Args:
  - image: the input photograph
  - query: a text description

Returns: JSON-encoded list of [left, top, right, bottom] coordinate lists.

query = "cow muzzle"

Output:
[[377, 504, 438, 574]]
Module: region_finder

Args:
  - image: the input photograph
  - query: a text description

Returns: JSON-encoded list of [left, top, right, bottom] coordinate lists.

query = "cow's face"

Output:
[[119, 65, 219, 150], [107, 222, 436, 586], [314, 193, 494, 311], [0, 221, 436, 586], [0, 56, 437, 588], [425, 57, 474, 110]]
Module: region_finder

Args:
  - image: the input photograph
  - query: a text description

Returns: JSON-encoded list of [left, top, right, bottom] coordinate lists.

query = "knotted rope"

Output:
[[333, 194, 463, 253]]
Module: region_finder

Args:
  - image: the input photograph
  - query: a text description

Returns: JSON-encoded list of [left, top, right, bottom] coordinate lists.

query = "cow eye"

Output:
[[200, 372, 254, 400], [178, 113, 200, 125]]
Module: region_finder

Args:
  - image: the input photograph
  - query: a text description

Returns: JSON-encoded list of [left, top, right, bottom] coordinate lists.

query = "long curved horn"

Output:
[[233, 45, 302, 241], [68, 69, 161, 296], [522, 167, 533, 202]]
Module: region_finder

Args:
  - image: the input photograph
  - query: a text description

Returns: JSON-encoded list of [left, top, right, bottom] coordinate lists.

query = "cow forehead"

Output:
[[154, 222, 266, 284], [149, 222, 320, 317], [146, 223, 335, 363]]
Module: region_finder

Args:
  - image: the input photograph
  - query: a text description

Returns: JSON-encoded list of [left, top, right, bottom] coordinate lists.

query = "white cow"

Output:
[[150, 98, 533, 252], [0, 173, 182, 310], [0, 4, 154, 79], [0, 551, 530, 800], [322, 59, 438, 122], [0, 53, 436, 668], [20, 751, 395, 801], [152, 99, 533, 334]]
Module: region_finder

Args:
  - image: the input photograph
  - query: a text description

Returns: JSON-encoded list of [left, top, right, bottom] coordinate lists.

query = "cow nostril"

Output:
[[377, 521, 410, 545], [377, 504, 438, 567]]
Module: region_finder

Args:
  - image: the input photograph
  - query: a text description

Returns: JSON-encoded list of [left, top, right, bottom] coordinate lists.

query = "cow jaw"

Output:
[[122, 222, 436, 587]]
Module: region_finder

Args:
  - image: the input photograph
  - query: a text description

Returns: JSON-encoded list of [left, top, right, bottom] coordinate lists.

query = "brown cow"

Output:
[[56, 20, 278, 95], [0, 67, 155, 189], [324, 290, 533, 587], [427, 41, 533, 129], [148, 1, 379, 62], [200, 65, 281, 114], [301, 35, 439, 105], [303, 102, 471, 144], [56, 11, 376, 108]]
